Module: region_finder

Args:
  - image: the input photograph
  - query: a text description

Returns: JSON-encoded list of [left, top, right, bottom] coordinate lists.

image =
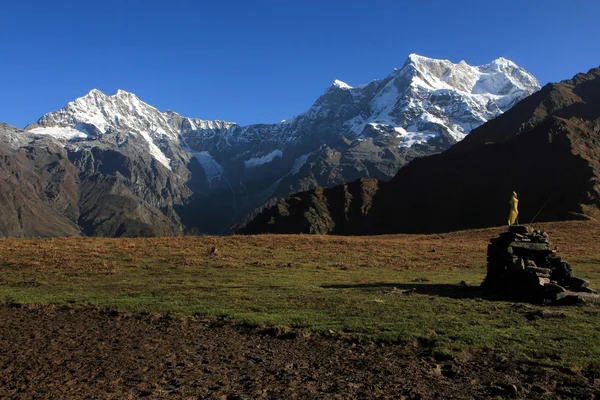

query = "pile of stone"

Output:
[[482, 225, 598, 304]]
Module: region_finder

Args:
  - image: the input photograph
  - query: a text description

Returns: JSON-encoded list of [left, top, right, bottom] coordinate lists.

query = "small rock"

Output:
[[553, 261, 573, 279], [530, 276, 550, 287], [531, 384, 546, 393], [543, 282, 567, 293], [568, 276, 590, 290], [284, 363, 295, 371], [526, 260, 537, 267], [526, 266, 552, 276], [441, 366, 458, 379], [504, 384, 518, 395], [493, 383, 518, 396], [548, 291, 572, 303], [509, 225, 531, 234], [509, 257, 524, 272], [511, 242, 550, 251]]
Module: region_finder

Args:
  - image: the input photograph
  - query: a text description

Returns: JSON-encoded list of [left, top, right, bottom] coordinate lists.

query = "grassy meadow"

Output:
[[1, 221, 599, 368]]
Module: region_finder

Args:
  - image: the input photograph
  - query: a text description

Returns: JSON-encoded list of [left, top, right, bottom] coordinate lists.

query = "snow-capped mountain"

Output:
[[338, 54, 539, 145], [5, 54, 539, 236], [243, 66, 600, 235]]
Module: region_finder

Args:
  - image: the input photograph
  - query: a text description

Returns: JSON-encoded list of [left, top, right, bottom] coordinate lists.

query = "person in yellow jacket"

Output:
[[508, 191, 519, 225]]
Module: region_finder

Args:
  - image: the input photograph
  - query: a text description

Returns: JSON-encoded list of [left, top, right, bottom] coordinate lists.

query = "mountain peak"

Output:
[[406, 53, 429, 63], [82, 88, 139, 101], [114, 89, 138, 98], [86, 88, 106, 98], [488, 57, 518, 69], [405, 53, 451, 67], [403, 54, 523, 73], [332, 79, 352, 90]]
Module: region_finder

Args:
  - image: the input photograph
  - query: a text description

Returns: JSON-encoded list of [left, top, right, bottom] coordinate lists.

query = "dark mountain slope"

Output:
[[242, 178, 380, 234]]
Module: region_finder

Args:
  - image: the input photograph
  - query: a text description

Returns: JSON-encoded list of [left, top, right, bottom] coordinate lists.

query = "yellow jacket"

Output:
[[508, 192, 519, 225]]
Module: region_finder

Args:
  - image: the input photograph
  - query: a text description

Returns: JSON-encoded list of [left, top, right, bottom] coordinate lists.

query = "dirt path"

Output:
[[1, 305, 598, 399]]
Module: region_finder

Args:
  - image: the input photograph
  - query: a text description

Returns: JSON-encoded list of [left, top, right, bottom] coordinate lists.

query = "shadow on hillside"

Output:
[[320, 282, 501, 301]]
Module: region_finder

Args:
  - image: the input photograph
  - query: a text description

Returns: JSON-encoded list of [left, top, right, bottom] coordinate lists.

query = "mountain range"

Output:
[[242, 66, 600, 235], [0, 54, 540, 237]]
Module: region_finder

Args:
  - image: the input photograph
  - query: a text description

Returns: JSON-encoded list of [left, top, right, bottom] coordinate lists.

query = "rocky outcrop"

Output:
[[483, 225, 599, 304]]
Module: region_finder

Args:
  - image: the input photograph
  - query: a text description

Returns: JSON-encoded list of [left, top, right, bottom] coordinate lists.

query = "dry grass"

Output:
[[1, 220, 599, 367]]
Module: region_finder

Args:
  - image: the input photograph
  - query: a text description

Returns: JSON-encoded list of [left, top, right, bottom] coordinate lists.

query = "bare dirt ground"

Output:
[[2, 304, 598, 400]]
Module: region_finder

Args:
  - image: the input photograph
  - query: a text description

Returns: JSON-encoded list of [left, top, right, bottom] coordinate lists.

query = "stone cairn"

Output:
[[482, 225, 598, 304]]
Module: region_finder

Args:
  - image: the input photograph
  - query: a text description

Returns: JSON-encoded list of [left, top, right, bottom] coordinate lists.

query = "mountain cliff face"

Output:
[[242, 67, 600, 235], [0, 123, 80, 237], [0, 122, 179, 237], [1, 54, 538, 237]]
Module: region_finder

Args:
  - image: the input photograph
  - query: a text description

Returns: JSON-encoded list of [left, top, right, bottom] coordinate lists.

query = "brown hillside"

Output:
[[242, 178, 380, 234], [0, 126, 81, 237], [0, 124, 181, 237]]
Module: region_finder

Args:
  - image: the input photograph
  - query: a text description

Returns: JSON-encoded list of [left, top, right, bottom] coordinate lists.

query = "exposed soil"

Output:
[[1, 305, 598, 399]]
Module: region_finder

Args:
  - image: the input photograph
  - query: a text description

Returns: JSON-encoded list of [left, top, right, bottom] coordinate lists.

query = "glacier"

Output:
[[244, 150, 283, 168]]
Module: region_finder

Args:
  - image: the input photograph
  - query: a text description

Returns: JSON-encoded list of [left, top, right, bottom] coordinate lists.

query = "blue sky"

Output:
[[0, 0, 598, 128]]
